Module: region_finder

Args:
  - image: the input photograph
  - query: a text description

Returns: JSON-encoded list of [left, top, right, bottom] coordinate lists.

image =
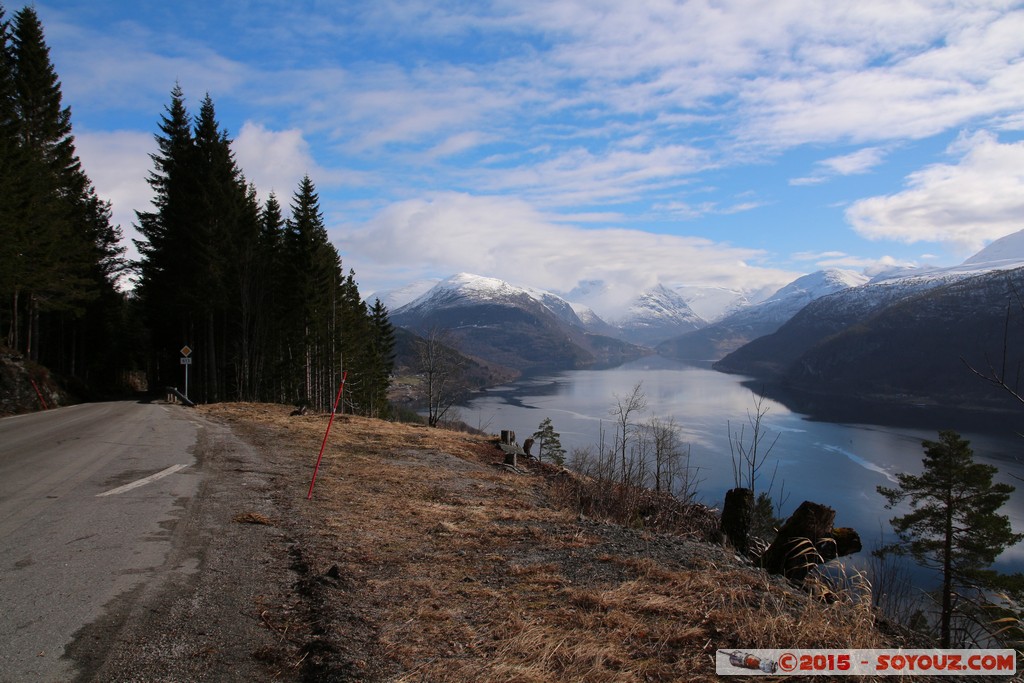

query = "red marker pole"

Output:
[[29, 378, 49, 410], [307, 371, 347, 500]]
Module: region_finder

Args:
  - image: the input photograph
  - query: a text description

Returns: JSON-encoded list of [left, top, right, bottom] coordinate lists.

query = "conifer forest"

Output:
[[0, 6, 395, 415]]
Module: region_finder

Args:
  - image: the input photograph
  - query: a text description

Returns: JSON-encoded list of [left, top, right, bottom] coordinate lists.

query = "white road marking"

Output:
[[96, 464, 190, 497]]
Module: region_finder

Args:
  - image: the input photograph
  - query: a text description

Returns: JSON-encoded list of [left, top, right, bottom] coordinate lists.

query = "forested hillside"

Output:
[[0, 5, 394, 415]]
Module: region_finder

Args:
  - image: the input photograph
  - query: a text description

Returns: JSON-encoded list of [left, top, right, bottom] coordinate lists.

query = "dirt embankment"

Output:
[[135, 402, 901, 683], [0, 347, 68, 416]]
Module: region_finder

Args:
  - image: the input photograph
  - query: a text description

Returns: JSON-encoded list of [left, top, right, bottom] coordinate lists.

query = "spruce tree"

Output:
[[877, 430, 1023, 647], [0, 3, 20, 347], [136, 88, 253, 402], [7, 6, 98, 360], [1, 5, 121, 384], [254, 192, 287, 400], [135, 84, 196, 391], [283, 175, 344, 410], [365, 298, 396, 418]]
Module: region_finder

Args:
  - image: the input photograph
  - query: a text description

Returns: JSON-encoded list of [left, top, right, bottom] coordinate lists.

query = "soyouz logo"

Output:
[[716, 649, 1017, 676]]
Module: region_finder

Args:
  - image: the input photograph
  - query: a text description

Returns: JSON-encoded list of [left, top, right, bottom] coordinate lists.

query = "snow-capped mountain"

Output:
[[394, 274, 708, 349], [673, 283, 778, 322], [368, 278, 441, 311], [659, 269, 867, 361], [714, 230, 1024, 410], [390, 273, 643, 373], [614, 285, 706, 346], [963, 229, 1024, 268], [565, 279, 777, 324]]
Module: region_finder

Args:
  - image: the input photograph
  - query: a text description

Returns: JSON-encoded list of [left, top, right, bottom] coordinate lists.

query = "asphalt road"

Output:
[[0, 401, 203, 682]]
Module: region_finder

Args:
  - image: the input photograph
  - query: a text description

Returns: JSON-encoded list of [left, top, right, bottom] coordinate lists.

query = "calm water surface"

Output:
[[460, 357, 1024, 574]]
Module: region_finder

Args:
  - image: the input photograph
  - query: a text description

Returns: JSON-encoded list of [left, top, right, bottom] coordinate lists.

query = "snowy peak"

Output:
[[868, 229, 1024, 287], [963, 228, 1024, 268], [656, 269, 868, 362], [388, 272, 646, 374], [623, 285, 705, 327], [765, 269, 868, 305], [395, 273, 586, 328], [613, 285, 706, 346], [392, 273, 709, 347], [399, 273, 527, 310], [369, 278, 440, 311], [673, 284, 767, 322]]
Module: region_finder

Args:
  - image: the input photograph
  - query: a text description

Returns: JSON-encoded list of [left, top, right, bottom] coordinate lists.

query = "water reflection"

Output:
[[461, 357, 1024, 578]]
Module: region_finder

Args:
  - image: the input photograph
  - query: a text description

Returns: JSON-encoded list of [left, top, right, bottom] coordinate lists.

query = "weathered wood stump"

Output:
[[720, 487, 753, 554], [759, 501, 862, 583]]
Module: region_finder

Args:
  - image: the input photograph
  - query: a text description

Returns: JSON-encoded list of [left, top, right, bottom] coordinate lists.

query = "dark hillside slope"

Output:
[[393, 295, 641, 374], [717, 268, 1024, 411]]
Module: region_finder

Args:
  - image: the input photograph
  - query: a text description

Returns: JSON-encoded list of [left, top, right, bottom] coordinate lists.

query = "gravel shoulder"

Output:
[[67, 408, 305, 682]]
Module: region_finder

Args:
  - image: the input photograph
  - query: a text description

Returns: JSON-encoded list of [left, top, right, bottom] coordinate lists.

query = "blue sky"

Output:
[[33, 1, 1024, 303]]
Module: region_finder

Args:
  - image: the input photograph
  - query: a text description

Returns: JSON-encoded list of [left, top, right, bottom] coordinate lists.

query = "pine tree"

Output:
[[533, 417, 566, 465], [877, 430, 1023, 647]]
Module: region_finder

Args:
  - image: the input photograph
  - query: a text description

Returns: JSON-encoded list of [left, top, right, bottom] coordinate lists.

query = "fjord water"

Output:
[[461, 357, 1024, 573]]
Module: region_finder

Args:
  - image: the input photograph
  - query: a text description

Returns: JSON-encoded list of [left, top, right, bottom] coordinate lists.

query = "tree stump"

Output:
[[720, 488, 753, 554], [759, 501, 861, 583]]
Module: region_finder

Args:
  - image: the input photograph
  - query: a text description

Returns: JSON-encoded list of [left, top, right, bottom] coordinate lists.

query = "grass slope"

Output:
[[203, 403, 897, 682]]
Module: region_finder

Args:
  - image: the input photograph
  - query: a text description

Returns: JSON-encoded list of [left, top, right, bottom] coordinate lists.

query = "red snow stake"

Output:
[[307, 372, 347, 500], [29, 378, 49, 410]]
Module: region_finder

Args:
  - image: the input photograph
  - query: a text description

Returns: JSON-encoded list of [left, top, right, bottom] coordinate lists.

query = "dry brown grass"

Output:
[[202, 403, 900, 682]]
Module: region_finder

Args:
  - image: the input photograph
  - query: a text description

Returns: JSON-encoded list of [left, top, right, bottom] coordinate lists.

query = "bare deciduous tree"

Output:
[[610, 381, 647, 485], [642, 415, 703, 503], [728, 394, 781, 497], [963, 279, 1024, 407], [414, 328, 467, 427]]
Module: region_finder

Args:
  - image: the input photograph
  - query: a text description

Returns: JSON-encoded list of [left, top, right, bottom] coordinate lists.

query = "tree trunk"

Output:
[[721, 488, 753, 554], [760, 501, 861, 583], [941, 499, 954, 647]]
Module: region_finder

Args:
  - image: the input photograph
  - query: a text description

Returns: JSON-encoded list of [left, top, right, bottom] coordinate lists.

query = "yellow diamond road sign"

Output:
[[181, 346, 192, 357]]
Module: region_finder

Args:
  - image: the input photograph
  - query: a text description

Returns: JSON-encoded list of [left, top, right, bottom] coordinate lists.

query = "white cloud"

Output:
[[73, 130, 155, 257], [791, 146, 888, 186], [339, 192, 797, 314], [481, 143, 711, 206], [41, 1, 1024, 293], [42, 9, 250, 116], [424, 131, 495, 159], [233, 123, 314, 198], [791, 250, 918, 275], [821, 147, 888, 176], [846, 131, 1024, 252], [47, 2, 1024, 212]]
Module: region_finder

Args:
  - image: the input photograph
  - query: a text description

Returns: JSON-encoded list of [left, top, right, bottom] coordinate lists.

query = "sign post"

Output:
[[180, 346, 192, 400]]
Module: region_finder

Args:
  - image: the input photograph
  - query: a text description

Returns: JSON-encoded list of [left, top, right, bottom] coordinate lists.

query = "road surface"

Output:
[[0, 401, 204, 681]]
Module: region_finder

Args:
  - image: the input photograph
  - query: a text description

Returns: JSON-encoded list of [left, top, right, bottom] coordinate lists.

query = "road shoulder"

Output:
[[67, 411, 306, 682]]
